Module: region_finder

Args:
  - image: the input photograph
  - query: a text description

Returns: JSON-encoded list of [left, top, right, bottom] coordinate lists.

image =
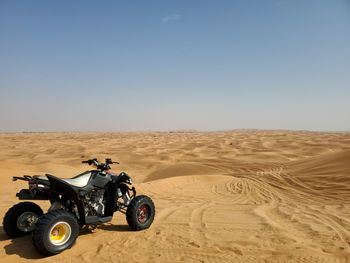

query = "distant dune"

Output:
[[1, 131, 350, 262]]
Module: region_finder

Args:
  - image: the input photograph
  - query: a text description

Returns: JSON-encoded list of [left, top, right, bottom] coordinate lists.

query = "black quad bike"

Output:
[[2, 158, 155, 256]]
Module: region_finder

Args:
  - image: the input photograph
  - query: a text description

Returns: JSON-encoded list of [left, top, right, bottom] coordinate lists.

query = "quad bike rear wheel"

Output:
[[3, 202, 43, 238], [126, 195, 155, 231], [32, 209, 79, 256]]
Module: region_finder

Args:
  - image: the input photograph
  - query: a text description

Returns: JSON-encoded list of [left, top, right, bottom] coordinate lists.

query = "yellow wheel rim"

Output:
[[49, 221, 71, 246]]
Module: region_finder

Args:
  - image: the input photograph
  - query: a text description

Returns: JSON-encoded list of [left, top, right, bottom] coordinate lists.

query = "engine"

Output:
[[83, 189, 106, 216]]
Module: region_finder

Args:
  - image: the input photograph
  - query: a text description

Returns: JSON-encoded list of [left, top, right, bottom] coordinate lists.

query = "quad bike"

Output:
[[2, 158, 155, 256]]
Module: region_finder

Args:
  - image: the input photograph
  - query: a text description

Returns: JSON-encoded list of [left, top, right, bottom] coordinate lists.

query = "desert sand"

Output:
[[1, 130, 350, 262]]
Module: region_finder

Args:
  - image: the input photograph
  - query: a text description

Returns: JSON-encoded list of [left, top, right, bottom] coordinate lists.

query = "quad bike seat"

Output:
[[33, 171, 92, 188]]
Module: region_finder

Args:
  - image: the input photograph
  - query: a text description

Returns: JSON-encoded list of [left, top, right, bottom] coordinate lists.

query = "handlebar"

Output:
[[82, 158, 98, 165], [81, 158, 119, 171], [105, 158, 119, 165]]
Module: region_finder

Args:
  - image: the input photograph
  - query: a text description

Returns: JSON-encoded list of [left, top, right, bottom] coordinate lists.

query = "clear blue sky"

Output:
[[0, 0, 349, 132]]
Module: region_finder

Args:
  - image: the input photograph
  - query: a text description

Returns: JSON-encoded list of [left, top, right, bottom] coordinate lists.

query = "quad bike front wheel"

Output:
[[126, 195, 155, 231], [32, 209, 79, 256], [3, 202, 43, 238]]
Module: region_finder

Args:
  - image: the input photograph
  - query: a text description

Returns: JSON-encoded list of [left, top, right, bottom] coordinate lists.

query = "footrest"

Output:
[[85, 216, 113, 224], [99, 216, 112, 223]]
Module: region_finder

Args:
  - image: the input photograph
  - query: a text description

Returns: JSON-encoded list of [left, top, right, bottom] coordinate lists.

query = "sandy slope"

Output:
[[1, 131, 350, 262]]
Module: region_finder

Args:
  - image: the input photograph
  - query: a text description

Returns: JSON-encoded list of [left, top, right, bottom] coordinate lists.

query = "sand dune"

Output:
[[1, 131, 350, 262], [145, 163, 223, 181]]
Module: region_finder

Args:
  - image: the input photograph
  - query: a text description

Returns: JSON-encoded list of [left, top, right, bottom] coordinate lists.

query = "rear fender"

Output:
[[46, 174, 86, 224]]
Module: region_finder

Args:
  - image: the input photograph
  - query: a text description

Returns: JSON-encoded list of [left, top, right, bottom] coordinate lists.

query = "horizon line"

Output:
[[0, 128, 349, 134]]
